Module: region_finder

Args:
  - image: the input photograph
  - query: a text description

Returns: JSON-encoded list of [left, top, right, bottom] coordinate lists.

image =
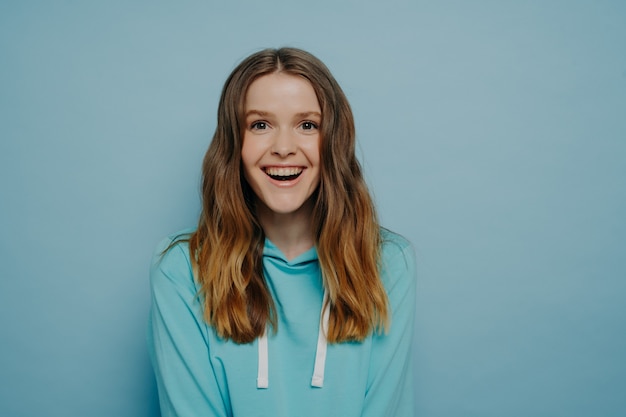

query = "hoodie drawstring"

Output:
[[311, 291, 329, 387], [257, 291, 329, 389], [257, 330, 269, 389]]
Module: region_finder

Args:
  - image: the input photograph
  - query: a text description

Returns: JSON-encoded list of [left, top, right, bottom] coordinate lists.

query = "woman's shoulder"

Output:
[[150, 228, 197, 286], [379, 227, 416, 286], [154, 228, 193, 256], [380, 227, 413, 259]]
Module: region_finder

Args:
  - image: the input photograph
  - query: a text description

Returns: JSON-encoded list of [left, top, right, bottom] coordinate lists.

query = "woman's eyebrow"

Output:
[[294, 111, 322, 119], [245, 110, 321, 119], [245, 110, 271, 118]]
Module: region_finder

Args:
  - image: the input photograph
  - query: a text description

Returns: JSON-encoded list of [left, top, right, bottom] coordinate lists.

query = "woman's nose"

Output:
[[270, 129, 297, 157]]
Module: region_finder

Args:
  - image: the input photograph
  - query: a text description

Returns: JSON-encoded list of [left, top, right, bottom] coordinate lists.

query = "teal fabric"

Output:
[[148, 229, 416, 417]]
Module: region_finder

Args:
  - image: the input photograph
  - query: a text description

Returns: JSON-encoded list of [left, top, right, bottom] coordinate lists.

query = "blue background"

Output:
[[1, 1, 625, 416]]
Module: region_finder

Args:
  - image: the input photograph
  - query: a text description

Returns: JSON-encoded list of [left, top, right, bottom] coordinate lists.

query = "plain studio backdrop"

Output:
[[1, 1, 624, 416]]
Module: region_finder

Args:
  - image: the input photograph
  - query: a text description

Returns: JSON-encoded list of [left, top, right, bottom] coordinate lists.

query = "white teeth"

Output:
[[265, 167, 303, 177]]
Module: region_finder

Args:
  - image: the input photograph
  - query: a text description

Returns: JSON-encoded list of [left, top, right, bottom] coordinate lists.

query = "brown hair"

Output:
[[187, 47, 388, 343]]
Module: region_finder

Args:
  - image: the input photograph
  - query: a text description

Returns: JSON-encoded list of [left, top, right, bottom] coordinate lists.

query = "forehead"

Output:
[[244, 72, 321, 114]]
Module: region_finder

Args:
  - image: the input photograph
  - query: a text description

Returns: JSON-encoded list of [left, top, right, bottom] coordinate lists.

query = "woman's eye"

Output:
[[250, 121, 267, 130], [301, 121, 318, 130]]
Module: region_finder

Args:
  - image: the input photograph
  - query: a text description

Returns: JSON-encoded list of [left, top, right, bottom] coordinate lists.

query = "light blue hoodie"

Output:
[[148, 229, 416, 417]]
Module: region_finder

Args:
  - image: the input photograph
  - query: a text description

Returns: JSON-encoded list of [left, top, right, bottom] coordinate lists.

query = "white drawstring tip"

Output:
[[311, 291, 329, 388], [257, 331, 269, 389], [311, 375, 324, 388], [257, 377, 269, 389]]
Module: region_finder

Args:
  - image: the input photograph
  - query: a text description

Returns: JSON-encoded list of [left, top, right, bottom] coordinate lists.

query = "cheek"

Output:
[[309, 148, 321, 186], [240, 143, 256, 188], [304, 137, 322, 166], [240, 136, 256, 169]]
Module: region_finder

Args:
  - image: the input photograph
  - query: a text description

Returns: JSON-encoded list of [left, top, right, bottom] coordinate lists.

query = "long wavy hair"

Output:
[[187, 47, 388, 344]]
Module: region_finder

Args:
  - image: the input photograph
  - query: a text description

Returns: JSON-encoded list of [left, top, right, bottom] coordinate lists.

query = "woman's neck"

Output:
[[256, 201, 315, 261]]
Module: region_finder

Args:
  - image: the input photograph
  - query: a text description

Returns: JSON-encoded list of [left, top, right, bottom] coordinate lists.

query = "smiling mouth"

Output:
[[264, 167, 303, 181]]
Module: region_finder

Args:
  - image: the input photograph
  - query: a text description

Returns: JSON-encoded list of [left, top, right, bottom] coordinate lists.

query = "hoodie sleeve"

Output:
[[362, 236, 417, 417], [147, 238, 230, 417]]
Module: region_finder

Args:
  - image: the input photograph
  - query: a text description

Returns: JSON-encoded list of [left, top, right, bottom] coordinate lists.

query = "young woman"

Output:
[[148, 47, 417, 417]]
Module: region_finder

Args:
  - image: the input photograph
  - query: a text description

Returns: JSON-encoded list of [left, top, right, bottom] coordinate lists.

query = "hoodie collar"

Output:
[[262, 238, 319, 265]]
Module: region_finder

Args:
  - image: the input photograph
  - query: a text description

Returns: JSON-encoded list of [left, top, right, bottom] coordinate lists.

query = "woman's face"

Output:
[[241, 72, 321, 218]]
